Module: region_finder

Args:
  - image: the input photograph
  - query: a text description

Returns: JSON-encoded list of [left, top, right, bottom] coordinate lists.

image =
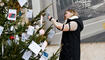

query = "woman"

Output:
[[48, 9, 84, 60]]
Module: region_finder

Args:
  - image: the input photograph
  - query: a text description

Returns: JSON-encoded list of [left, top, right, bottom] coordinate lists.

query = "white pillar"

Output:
[[32, 0, 41, 17]]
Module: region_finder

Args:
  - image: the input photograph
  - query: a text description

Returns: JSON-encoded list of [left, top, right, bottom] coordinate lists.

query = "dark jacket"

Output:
[[59, 17, 84, 60]]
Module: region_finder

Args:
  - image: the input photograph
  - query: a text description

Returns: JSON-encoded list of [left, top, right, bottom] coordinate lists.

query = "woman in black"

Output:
[[48, 9, 84, 60]]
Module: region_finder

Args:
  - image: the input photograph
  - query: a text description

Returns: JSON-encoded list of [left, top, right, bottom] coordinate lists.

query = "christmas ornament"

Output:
[[10, 36, 15, 40], [39, 29, 45, 35]]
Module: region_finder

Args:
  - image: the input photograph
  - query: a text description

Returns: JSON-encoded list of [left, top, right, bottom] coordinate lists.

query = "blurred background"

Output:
[[9, 0, 105, 60]]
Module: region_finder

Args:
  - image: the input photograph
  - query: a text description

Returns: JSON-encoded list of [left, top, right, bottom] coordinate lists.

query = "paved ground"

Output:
[[46, 42, 105, 60], [81, 42, 105, 60]]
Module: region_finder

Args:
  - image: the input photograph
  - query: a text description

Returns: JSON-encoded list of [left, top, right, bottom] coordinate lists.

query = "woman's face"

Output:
[[64, 11, 73, 20]]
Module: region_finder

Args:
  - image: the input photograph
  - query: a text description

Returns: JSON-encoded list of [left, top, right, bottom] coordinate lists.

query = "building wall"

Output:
[[32, 0, 41, 17], [32, 0, 105, 44]]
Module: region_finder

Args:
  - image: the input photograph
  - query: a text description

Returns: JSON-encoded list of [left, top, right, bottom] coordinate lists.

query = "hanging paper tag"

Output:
[[27, 26, 34, 35], [26, 9, 33, 18], [48, 29, 55, 38], [28, 41, 41, 56], [22, 33, 30, 42], [22, 33, 26, 42], [7, 9, 17, 20], [40, 52, 48, 60], [18, 0, 28, 7], [15, 35, 19, 40], [22, 50, 32, 60], [10, 26, 14, 31], [15, 35, 19, 44], [0, 26, 4, 36], [7, 39, 12, 46], [41, 41, 48, 51]]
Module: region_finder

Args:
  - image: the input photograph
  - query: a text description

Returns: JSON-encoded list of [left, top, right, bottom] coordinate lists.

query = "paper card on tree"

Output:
[[22, 33, 26, 42], [41, 41, 48, 51], [7, 39, 12, 46], [10, 26, 14, 31], [15, 35, 19, 44], [48, 29, 55, 38], [0, 26, 4, 36], [18, 0, 27, 7], [40, 52, 48, 60], [22, 50, 32, 60], [15, 35, 19, 40], [27, 26, 34, 35], [28, 41, 41, 56], [7, 9, 17, 20], [22, 33, 29, 42], [26, 9, 33, 18]]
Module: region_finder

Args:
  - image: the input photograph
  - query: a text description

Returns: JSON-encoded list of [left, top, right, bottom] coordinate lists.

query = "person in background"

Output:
[[48, 9, 84, 60]]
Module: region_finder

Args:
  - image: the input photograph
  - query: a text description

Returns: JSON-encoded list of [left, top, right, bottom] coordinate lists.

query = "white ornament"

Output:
[[39, 29, 45, 35]]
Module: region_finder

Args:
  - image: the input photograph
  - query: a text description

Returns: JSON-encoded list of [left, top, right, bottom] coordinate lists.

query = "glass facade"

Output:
[[56, 0, 105, 22]]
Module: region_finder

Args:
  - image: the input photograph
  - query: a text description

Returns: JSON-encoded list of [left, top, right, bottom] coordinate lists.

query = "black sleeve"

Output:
[[68, 23, 71, 31], [75, 19, 84, 31]]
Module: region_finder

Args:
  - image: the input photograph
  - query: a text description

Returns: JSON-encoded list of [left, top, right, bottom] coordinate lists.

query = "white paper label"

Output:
[[40, 52, 48, 60], [27, 26, 34, 35], [10, 26, 14, 31], [41, 41, 48, 51], [7, 9, 17, 20], [26, 9, 33, 18], [22, 33, 29, 42], [18, 0, 28, 7], [22, 50, 32, 60], [15, 35, 19, 44], [28, 41, 41, 56]]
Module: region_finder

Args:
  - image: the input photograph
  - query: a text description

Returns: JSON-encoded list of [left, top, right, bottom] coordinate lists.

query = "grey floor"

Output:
[[46, 42, 105, 60]]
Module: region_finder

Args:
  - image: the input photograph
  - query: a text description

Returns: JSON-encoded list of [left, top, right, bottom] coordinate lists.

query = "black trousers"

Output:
[[59, 42, 80, 60]]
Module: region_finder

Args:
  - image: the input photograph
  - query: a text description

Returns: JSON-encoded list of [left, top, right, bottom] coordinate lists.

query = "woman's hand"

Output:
[[48, 16, 52, 21]]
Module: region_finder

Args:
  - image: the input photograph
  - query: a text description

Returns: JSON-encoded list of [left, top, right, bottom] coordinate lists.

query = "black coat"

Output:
[[59, 18, 84, 60]]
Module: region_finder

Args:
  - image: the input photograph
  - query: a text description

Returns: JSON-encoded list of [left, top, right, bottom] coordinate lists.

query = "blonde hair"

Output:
[[67, 9, 79, 16], [64, 9, 79, 20]]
